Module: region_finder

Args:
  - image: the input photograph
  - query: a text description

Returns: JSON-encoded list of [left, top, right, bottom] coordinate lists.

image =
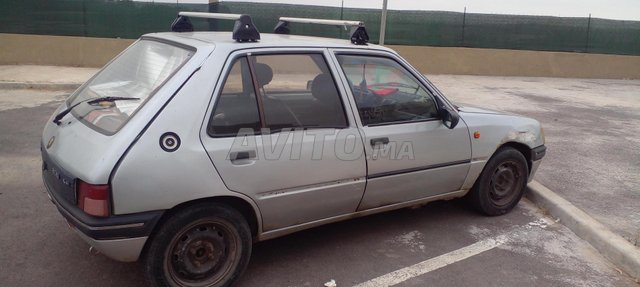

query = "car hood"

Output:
[[456, 105, 514, 116]]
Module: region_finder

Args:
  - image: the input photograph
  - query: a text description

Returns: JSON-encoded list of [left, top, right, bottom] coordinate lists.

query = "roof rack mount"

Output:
[[171, 11, 260, 42], [274, 17, 369, 45]]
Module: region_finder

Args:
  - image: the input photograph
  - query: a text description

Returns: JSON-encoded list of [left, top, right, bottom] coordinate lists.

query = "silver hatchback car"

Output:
[[41, 12, 546, 287]]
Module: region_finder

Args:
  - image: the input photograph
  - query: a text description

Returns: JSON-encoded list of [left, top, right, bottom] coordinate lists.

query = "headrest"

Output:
[[311, 73, 339, 103], [254, 63, 273, 87]]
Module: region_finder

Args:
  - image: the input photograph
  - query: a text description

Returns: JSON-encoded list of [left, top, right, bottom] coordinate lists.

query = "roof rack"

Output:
[[171, 12, 260, 42], [273, 17, 369, 45]]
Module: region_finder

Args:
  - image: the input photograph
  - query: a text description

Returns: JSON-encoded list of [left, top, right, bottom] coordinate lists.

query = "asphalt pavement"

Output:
[[430, 75, 640, 246], [0, 93, 631, 286], [0, 66, 638, 286]]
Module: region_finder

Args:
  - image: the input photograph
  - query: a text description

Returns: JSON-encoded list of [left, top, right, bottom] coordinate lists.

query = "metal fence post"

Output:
[[339, 0, 344, 38], [209, 0, 220, 31], [461, 6, 466, 46], [585, 13, 592, 53], [82, 0, 87, 37], [379, 0, 388, 45]]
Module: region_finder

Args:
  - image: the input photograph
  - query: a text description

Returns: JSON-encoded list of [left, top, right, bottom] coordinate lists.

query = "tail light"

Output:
[[77, 180, 110, 217]]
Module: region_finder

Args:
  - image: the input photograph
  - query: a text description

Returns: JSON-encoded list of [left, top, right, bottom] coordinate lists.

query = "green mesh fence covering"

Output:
[[0, 0, 210, 38], [1, 0, 638, 56]]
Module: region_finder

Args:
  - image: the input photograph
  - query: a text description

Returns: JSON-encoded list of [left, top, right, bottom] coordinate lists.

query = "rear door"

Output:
[[332, 51, 472, 210], [200, 48, 366, 231]]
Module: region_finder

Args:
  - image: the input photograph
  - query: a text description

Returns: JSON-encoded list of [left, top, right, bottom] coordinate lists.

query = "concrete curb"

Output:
[[0, 81, 81, 91], [526, 180, 640, 281]]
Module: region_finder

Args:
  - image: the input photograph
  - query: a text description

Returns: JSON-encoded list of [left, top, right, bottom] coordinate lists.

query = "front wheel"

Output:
[[144, 203, 252, 287], [469, 147, 529, 216]]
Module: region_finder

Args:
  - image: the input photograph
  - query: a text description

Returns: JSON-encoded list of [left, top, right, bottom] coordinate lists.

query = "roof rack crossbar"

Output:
[[279, 17, 363, 27], [273, 17, 369, 45], [178, 12, 243, 20], [171, 11, 260, 42]]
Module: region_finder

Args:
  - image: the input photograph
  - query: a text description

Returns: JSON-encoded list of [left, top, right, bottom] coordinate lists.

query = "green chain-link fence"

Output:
[[1, 0, 639, 55]]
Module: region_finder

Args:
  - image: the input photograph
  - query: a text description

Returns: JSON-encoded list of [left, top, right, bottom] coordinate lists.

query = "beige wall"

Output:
[[389, 45, 640, 79], [0, 33, 134, 67], [2, 33, 639, 79]]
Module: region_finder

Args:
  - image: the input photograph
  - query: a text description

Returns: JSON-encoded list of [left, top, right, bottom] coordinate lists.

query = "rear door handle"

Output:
[[370, 137, 390, 146], [229, 150, 256, 161]]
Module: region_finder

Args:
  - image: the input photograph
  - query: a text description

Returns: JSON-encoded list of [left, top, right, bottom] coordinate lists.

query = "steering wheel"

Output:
[[369, 82, 421, 95]]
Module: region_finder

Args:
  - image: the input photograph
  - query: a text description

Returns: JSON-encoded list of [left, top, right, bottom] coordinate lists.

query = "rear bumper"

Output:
[[73, 227, 148, 262], [43, 170, 163, 262]]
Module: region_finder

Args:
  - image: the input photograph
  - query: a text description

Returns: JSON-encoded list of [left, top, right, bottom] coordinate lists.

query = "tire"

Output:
[[469, 147, 529, 216], [144, 203, 252, 287]]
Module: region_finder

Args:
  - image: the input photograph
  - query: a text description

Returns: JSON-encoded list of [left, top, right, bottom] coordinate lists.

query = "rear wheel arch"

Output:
[[142, 195, 260, 258]]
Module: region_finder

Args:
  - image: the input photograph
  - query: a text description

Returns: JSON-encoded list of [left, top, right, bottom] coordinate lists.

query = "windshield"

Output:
[[68, 39, 194, 134]]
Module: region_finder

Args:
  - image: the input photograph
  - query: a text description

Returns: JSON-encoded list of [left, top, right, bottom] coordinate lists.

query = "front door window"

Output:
[[336, 55, 439, 126]]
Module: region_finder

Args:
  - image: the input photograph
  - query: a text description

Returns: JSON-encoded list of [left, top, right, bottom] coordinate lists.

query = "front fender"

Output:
[[458, 112, 543, 190], [460, 112, 543, 161]]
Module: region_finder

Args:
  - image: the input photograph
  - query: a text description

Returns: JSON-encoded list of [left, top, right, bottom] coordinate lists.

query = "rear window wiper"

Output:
[[52, 96, 140, 125]]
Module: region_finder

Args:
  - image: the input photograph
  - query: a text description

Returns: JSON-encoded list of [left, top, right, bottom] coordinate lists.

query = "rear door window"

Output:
[[254, 54, 348, 130], [208, 53, 348, 137], [68, 39, 194, 134]]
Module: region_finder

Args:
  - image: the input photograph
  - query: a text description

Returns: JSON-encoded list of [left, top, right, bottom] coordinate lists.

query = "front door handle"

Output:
[[370, 137, 390, 146], [229, 150, 256, 161]]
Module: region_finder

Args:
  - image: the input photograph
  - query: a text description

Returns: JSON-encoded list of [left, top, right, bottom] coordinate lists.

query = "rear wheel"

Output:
[[469, 147, 528, 216], [144, 203, 252, 287]]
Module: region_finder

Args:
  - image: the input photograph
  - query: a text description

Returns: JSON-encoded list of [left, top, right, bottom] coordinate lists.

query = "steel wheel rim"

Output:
[[165, 219, 239, 287], [488, 161, 522, 207]]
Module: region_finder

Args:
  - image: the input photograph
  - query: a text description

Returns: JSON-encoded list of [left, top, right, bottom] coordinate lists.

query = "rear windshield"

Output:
[[67, 39, 194, 135]]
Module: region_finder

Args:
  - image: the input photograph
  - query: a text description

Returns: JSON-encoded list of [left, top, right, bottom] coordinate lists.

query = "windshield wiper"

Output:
[[52, 96, 140, 125]]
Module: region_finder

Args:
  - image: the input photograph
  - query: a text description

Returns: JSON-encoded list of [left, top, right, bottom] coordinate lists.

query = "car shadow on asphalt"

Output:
[[235, 198, 517, 286]]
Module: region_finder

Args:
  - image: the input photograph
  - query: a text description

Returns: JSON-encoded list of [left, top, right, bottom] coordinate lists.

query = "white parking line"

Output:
[[353, 234, 510, 287]]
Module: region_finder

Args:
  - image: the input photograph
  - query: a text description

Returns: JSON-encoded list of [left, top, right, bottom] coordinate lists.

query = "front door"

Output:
[[201, 50, 366, 231], [334, 53, 472, 210]]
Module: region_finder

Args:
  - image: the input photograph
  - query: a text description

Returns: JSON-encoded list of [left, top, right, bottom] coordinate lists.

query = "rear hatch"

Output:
[[41, 36, 209, 211]]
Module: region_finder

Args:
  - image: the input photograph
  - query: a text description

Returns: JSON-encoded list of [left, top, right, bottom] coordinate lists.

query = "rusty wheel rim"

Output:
[[165, 219, 239, 287], [489, 160, 522, 207]]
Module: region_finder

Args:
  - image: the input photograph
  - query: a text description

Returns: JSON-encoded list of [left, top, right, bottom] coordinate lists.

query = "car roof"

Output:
[[144, 32, 395, 53]]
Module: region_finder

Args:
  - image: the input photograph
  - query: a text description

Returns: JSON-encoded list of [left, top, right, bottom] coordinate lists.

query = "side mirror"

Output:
[[440, 106, 459, 129]]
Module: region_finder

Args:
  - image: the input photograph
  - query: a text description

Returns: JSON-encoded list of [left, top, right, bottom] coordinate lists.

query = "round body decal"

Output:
[[160, 132, 181, 152]]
